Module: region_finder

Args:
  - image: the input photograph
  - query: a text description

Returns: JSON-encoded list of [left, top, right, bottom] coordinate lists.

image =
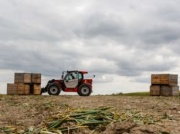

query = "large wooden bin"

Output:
[[32, 84, 41, 95], [150, 85, 161, 96], [17, 83, 30, 95], [7, 83, 18, 95], [161, 85, 179, 96], [24, 84, 31, 95], [32, 73, 41, 84], [171, 86, 180, 96]]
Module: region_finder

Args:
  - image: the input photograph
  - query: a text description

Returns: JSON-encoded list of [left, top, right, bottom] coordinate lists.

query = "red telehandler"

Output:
[[41, 70, 94, 96]]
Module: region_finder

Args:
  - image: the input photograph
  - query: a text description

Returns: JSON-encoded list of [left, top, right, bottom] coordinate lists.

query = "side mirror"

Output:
[[93, 75, 96, 78], [61, 75, 63, 79]]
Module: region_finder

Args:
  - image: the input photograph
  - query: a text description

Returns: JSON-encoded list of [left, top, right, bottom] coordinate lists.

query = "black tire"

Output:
[[47, 83, 61, 95], [78, 84, 91, 96]]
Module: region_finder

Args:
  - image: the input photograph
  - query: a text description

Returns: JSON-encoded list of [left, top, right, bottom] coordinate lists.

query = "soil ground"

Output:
[[0, 95, 180, 134]]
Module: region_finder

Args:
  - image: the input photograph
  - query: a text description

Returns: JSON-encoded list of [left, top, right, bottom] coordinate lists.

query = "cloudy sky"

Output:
[[0, 0, 180, 95]]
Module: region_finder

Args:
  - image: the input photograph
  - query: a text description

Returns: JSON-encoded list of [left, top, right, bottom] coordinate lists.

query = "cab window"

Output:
[[78, 73, 83, 80], [65, 72, 78, 80]]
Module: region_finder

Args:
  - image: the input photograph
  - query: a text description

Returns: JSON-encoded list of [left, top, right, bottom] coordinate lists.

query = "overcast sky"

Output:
[[1, 0, 180, 95]]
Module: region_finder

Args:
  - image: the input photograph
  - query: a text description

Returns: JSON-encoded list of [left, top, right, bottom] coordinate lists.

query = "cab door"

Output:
[[64, 72, 78, 88]]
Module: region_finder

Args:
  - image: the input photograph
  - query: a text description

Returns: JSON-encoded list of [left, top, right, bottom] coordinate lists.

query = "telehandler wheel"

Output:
[[78, 84, 91, 96], [47, 83, 61, 95]]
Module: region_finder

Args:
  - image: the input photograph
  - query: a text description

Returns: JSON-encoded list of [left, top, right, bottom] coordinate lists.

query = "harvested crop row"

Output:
[[0, 106, 164, 134]]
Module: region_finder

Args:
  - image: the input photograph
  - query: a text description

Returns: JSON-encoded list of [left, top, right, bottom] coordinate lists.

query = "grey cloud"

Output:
[[98, 47, 179, 76], [116, 60, 177, 76], [132, 77, 150, 84], [71, 2, 180, 51], [155, 1, 180, 22], [0, 1, 75, 42], [138, 25, 180, 46], [1, 0, 180, 87], [74, 13, 126, 39], [0, 43, 82, 76]]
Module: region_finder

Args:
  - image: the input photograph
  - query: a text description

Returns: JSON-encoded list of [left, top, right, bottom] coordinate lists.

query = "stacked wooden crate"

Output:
[[7, 84, 18, 95], [150, 74, 179, 96], [14, 73, 31, 95], [31, 73, 41, 95], [7, 73, 41, 95]]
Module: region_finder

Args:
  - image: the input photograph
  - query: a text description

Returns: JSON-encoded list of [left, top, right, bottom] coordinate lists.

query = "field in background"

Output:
[[113, 91, 180, 96], [112, 92, 150, 96], [0, 94, 180, 133]]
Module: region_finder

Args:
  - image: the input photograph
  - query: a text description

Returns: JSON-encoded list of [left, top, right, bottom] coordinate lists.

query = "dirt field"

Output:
[[0, 95, 180, 134]]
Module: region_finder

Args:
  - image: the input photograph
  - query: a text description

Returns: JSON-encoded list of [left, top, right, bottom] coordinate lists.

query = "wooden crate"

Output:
[[161, 85, 171, 96], [172, 86, 179, 96], [33, 84, 41, 95], [17, 83, 31, 95], [150, 85, 160, 96], [32, 73, 41, 84], [14, 73, 31, 84], [161, 85, 179, 96], [7, 83, 18, 95], [151, 74, 178, 86], [17, 83, 25, 95], [24, 84, 30, 95], [160, 74, 178, 86], [151, 74, 161, 84]]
